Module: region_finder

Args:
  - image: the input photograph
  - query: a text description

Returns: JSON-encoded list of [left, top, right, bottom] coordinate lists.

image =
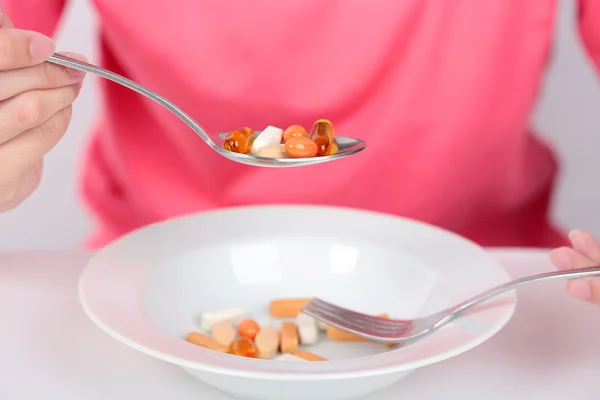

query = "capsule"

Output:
[[326, 313, 388, 342], [186, 332, 229, 352], [293, 350, 328, 361], [223, 127, 256, 154], [283, 125, 308, 143], [230, 337, 258, 358], [285, 137, 318, 158], [310, 119, 335, 156], [269, 298, 312, 318]]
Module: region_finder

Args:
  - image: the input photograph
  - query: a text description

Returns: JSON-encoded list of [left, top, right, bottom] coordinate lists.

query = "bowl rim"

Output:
[[78, 204, 516, 380]]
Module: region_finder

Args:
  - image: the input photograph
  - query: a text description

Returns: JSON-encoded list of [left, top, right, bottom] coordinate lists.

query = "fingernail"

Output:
[[566, 279, 591, 301], [568, 229, 583, 241], [550, 248, 572, 271], [29, 33, 56, 61]]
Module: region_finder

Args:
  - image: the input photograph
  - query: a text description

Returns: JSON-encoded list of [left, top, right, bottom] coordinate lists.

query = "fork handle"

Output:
[[450, 265, 600, 317], [47, 54, 213, 146]]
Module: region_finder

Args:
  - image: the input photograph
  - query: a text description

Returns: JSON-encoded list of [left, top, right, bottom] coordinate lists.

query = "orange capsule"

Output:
[[310, 119, 335, 156], [285, 137, 318, 158], [230, 337, 258, 358], [223, 127, 256, 154], [283, 125, 308, 143], [238, 319, 261, 340]]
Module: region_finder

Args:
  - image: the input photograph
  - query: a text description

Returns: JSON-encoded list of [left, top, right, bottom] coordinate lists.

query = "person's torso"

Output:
[[82, 0, 565, 247]]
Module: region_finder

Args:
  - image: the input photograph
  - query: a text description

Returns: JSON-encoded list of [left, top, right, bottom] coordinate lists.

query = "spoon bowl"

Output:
[[48, 54, 366, 167], [215, 133, 366, 167]]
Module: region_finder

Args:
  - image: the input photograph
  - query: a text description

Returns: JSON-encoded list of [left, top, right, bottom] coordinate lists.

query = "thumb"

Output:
[[0, 4, 15, 29]]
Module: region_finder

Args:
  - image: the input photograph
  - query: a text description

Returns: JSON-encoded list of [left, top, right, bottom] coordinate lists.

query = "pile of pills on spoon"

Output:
[[223, 119, 338, 159], [186, 298, 396, 362]]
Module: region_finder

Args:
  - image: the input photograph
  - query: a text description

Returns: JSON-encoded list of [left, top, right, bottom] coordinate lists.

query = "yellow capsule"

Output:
[[223, 127, 256, 154], [310, 119, 335, 156], [229, 337, 258, 358]]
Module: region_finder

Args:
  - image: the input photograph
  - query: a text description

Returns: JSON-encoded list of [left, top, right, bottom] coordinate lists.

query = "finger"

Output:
[[0, 28, 55, 70], [568, 230, 600, 264], [550, 245, 600, 305], [0, 83, 81, 144], [0, 160, 42, 213], [565, 278, 600, 305], [0, 52, 87, 101], [550, 246, 595, 270], [0, 104, 73, 180]]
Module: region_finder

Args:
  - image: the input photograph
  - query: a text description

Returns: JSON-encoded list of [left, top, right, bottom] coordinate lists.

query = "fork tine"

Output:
[[302, 300, 413, 337], [309, 298, 411, 330], [303, 304, 409, 336], [303, 302, 411, 335], [302, 304, 409, 341]]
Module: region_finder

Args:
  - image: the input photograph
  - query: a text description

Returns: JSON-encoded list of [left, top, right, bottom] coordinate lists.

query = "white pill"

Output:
[[199, 308, 244, 332], [251, 126, 284, 156], [273, 353, 308, 362], [296, 313, 319, 345]]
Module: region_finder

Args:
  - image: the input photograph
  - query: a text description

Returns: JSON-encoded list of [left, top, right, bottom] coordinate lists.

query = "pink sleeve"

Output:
[[2, 0, 68, 37], [578, 0, 600, 72]]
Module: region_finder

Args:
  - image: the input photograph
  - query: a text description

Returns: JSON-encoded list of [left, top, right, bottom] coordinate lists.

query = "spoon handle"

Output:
[[450, 265, 600, 316], [47, 54, 213, 146]]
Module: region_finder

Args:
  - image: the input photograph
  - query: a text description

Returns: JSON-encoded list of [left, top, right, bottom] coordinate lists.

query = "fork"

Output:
[[301, 266, 600, 345]]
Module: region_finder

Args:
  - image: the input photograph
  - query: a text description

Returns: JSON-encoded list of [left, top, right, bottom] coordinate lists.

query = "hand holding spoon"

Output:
[[48, 54, 366, 167]]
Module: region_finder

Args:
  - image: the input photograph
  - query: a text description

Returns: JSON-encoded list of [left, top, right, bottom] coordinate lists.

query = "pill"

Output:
[[254, 327, 280, 359], [224, 127, 256, 154], [256, 144, 288, 159], [273, 353, 308, 362], [211, 320, 237, 348], [238, 319, 261, 340], [269, 298, 312, 318], [186, 332, 228, 353], [230, 337, 258, 358], [293, 350, 328, 361], [282, 125, 308, 143], [310, 119, 335, 156], [327, 313, 388, 342], [250, 125, 284, 156], [280, 322, 299, 354], [200, 308, 244, 332], [296, 313, 318, 345], [285, 137, 318, 158]]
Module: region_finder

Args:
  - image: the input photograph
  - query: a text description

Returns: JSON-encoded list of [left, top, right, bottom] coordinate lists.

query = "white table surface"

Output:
[[0, 249, 599, 399]]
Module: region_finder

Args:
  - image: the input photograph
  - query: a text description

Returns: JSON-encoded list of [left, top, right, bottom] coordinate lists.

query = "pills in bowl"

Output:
[[185, 299, 397, 362], [222, 119, 339, 159]]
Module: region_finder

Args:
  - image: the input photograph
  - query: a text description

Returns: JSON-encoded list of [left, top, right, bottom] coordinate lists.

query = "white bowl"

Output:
[[79, 205, 515, 400]]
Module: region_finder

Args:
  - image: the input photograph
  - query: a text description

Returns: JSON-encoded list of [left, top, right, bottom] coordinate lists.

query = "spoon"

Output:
[[47, 54, 366, 167]]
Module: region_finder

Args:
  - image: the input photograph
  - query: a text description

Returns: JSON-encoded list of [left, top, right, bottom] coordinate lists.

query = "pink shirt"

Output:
[[7, 0, 600, 248]]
